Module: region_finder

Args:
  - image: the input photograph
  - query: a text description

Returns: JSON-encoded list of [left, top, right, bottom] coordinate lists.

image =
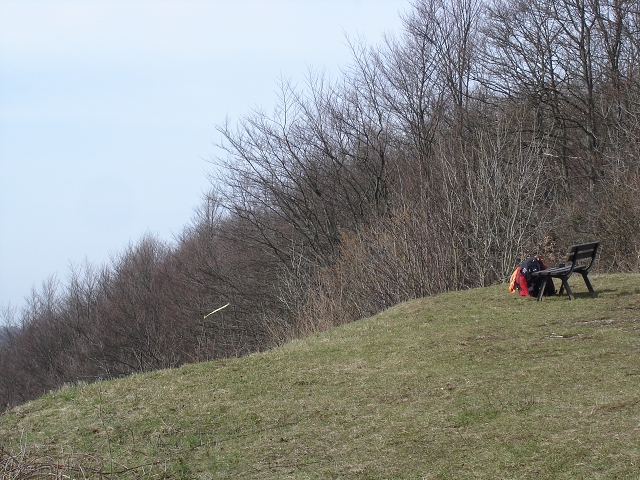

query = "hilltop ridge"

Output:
[[2, 274, 640, 478]]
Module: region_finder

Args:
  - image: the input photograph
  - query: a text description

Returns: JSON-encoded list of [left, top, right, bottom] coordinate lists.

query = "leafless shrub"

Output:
[[0, 443, 162, 479]]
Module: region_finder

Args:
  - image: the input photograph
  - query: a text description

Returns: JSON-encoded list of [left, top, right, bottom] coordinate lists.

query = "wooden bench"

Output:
[[531, 242, 600, 301]]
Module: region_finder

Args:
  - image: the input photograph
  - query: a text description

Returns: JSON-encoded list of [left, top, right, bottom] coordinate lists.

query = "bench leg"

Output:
[[581, 272, 596, 296], [561, 277, 574, 300], [537, 279, 546, 301]]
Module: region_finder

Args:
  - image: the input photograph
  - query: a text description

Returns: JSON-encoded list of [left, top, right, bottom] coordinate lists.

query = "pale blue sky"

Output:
[[0, 0, 408, 314]]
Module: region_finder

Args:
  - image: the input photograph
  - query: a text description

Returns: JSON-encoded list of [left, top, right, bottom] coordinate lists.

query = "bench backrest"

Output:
[[566, 242, 600, 271]]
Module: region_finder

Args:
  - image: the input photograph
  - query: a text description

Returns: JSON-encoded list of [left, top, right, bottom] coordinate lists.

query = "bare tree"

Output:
[[438, 105, 556, 286]]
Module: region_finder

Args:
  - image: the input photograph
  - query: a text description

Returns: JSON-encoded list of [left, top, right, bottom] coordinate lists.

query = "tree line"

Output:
[[2, 0, 640, 410]]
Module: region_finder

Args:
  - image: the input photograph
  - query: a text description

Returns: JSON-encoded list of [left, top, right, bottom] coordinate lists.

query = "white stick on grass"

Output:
[[204, 303, 230, 319]]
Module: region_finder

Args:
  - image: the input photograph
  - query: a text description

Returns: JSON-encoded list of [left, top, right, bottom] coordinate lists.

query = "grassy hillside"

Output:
[[1, 274, 640, 479]]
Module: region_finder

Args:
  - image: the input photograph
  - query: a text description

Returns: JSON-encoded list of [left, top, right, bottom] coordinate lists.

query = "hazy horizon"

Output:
[[0, 0, 408, 317]]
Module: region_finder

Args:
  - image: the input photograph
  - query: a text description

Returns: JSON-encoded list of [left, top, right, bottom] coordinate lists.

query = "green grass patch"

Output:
[[2, 274, 640, 478]]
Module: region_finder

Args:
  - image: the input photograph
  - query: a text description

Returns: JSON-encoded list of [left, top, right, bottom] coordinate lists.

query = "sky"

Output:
[[0, 0, 409, 317]]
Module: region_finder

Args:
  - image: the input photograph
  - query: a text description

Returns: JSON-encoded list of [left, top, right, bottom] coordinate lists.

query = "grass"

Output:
[[1, 273, 640, 478]]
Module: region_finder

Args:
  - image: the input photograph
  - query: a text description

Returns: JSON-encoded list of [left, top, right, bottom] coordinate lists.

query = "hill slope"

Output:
[[1, 274, 640, 478]]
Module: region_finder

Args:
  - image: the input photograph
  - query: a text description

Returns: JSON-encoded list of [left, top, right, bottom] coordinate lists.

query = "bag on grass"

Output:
[[510, 256, 555, 297]]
